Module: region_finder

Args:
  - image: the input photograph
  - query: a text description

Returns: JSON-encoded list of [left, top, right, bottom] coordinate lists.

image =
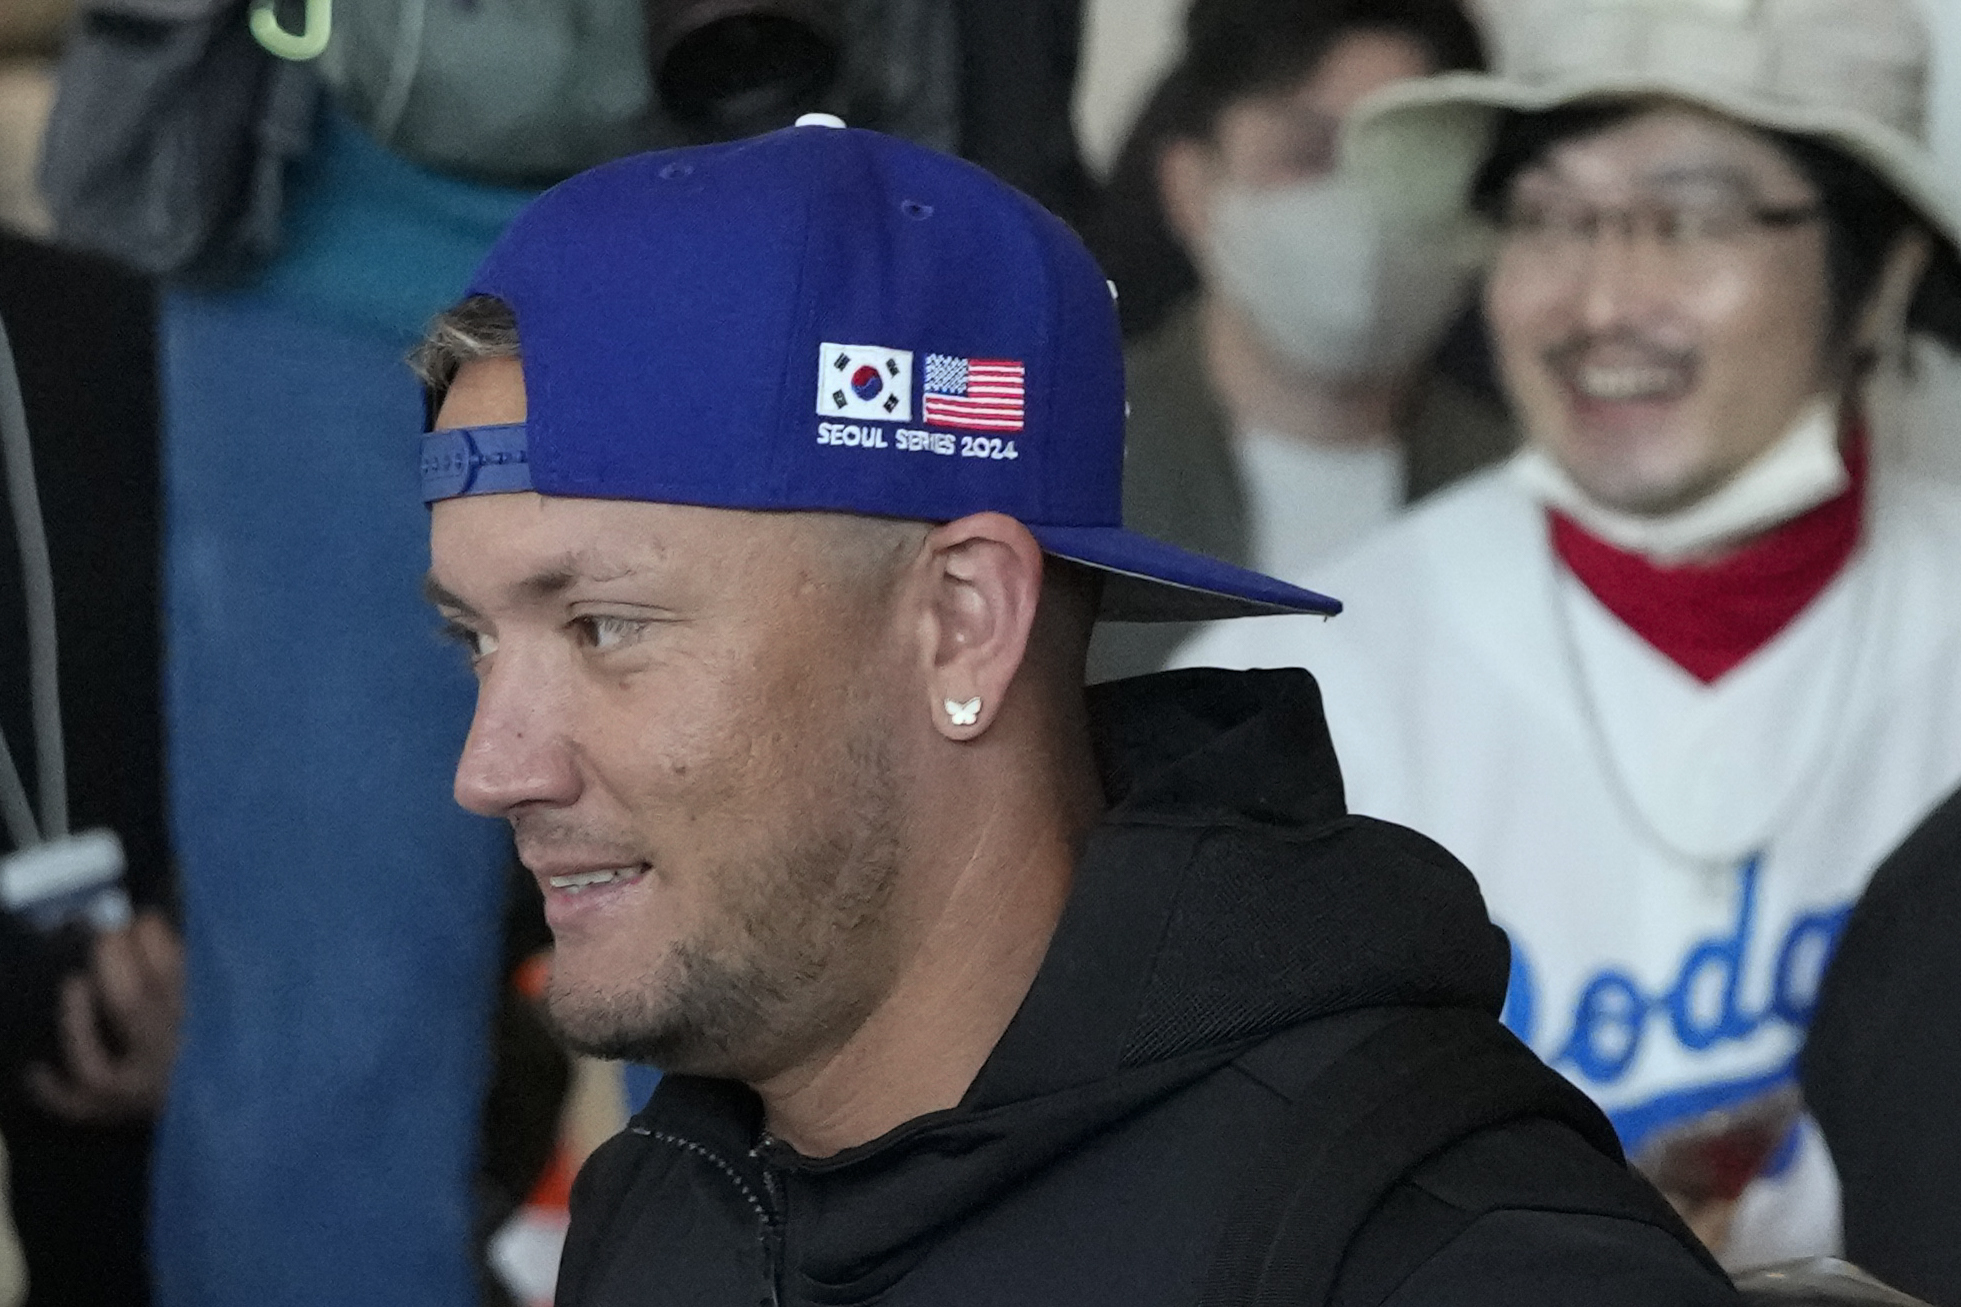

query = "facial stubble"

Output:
[[543, 723, 905, 1082]]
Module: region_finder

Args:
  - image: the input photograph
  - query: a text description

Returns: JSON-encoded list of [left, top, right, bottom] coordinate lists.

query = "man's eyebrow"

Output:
[[1638, 164, 1768, 194], [421, 557, 652, 614], [422, 574, 477, 616], [1520, 159, 1769, 197], [515, 555, 648, 600]]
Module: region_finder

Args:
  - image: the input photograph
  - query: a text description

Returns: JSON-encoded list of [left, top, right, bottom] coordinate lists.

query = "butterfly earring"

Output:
[[944, 697, 982, 727]]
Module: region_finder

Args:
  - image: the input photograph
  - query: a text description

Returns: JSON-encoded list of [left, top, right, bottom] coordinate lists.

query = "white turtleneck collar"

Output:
[[1511, 398, 1849, 564]]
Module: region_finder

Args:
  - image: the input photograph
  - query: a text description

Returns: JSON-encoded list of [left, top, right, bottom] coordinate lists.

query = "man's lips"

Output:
[[520, 854, 653, 896], [542, 865, 648, 893], [1545, 340, 1697, 407], [525, 859, 653, 933], [1567, 361, 1693, 404]]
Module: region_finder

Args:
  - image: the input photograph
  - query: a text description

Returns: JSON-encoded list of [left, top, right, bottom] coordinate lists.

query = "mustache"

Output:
[[1542, 330, 1697, 374], [511, 813, 646, 866]]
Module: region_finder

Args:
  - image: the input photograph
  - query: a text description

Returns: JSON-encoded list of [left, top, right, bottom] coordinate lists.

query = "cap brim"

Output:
[[1027, 524, 1340, 623], [1344, 72, 1961, 255]]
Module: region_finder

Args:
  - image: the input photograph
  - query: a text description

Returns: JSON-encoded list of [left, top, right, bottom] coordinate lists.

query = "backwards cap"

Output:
[[421, 117, 1339, 623]]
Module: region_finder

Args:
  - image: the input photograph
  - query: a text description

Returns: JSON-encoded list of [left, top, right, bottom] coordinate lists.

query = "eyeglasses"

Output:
[[1494, 192, 1822, 273]]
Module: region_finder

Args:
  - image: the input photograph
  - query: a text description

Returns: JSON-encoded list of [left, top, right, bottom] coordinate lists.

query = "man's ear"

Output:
[[916, 512, 1045, 741], [1851, 229, 1933, 366]]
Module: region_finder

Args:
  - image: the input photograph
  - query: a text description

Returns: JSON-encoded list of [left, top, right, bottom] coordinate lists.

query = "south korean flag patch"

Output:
[[818, 343, 914, 422]]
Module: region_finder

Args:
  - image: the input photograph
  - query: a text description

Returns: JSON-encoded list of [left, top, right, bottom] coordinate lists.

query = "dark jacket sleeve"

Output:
[[1801, 785, 1961, 1306], [1374, 1209, 1735, 1307], [1336, 1119, 1737, 1307]]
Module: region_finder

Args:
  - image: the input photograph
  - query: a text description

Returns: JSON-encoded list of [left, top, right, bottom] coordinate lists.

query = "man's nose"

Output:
[[1575, 227, 1666, 334], [453, 659, 581, 817]]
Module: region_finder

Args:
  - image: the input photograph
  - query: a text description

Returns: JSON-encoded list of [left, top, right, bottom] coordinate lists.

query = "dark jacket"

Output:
[[1803, 785, 1961, 1307], [0, 235, 163, 1307], [1088, 305, 1516, 682], [557, 670, 1734, 1307]]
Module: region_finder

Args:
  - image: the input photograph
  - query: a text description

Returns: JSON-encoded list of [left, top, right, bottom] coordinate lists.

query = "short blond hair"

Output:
[[408, 294, 520, 408]]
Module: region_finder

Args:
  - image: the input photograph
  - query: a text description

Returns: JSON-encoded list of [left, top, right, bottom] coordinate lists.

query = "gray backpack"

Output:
[[39, 0, 960, 278], [315, 0, 957, 183], [39, 0, 1099, 279], [40, 0, 316, 277]]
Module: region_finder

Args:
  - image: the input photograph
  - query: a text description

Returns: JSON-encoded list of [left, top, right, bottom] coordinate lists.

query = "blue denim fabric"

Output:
[[624, 1064, 663, 1115], [152, 111, 536, 1307]]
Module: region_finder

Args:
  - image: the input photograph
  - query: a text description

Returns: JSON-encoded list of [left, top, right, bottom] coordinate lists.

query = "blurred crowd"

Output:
[[2, 0, 1961, 1304]]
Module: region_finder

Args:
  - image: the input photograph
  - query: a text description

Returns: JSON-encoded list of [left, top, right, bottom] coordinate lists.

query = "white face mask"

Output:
[[1205, 174, 1482, 380], [1513, 395, 1848, 562]]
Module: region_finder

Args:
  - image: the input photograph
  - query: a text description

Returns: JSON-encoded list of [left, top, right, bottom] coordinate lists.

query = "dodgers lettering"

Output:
[[816, 422, 889, 449], [1501, 854, 1854, 1087]]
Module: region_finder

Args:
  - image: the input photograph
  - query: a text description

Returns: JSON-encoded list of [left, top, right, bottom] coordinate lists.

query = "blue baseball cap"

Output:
[[420, 117, 1340, 623]]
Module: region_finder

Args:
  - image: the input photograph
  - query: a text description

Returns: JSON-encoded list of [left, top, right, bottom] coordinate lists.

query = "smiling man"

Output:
[[1180, 0, 1961, 1270], [413, 119, 1734, 1305]]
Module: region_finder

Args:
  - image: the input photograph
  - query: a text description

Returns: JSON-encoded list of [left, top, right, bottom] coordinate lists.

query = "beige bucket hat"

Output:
[[1341, 0, 1961, 252]]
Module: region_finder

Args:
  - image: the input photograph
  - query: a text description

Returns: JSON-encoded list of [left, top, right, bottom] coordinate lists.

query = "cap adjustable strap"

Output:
[[421, 423, 532, 504]]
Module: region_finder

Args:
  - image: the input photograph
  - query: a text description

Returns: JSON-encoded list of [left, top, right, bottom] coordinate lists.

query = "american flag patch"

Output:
[[923, 355, 1025, 431]]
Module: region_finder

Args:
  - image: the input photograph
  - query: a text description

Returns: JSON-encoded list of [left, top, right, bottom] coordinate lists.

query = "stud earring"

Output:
[[944, 697, 981, 727]]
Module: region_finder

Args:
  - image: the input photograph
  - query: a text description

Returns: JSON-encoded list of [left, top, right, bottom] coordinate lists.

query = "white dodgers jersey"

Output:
[[1180, 460, 1961, 1268]]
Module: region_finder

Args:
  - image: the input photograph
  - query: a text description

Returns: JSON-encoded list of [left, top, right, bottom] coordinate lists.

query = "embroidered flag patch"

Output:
[[923, 355, 1025, 431], [818, 343, 914, 421]]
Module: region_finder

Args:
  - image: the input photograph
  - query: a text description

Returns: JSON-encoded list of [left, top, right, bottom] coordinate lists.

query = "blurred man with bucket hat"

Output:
[[1182, 0, 1961, 1268]]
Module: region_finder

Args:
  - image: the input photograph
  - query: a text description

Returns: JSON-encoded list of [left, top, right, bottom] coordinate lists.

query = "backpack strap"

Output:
[[1197, 1007, 1709, 1307]]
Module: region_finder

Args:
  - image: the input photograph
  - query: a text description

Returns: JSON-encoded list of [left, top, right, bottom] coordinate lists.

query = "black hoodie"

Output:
[[556, 670, 1735, 1307], [1803, 783, 1961, 1306]]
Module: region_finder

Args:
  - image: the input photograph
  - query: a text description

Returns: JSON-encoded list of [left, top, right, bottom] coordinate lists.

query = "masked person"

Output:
[[1179, 0, 1961, 1269], [1089, 0, 1512, 681], [411, 117, 1736, 1307]]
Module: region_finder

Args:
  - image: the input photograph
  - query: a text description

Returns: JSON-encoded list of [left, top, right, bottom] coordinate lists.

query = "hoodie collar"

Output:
[[637, 669, 1508, 1302], [967, 668, 1505, 1108], [961, 667, 1354, 1107]]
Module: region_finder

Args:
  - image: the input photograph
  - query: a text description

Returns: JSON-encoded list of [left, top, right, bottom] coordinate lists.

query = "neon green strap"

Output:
[[250, 0, 331, 61]]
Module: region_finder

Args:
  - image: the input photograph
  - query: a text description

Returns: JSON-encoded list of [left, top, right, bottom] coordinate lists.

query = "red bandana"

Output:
[[1548, 435, 1867, 685]]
